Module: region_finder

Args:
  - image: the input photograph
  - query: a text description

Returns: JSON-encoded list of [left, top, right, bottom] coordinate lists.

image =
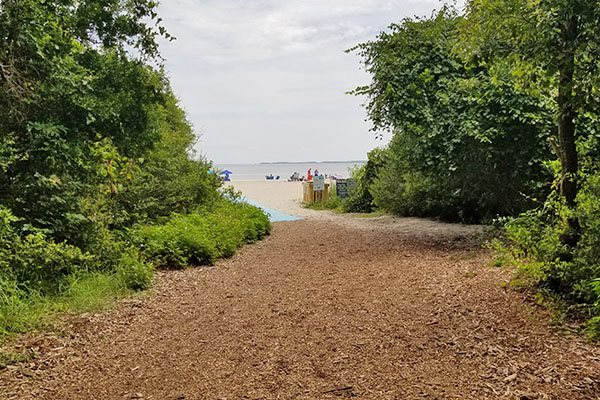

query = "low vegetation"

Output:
[[304, 194, 344, 212], [132, 200, 270, 269], [0, 1, 270, 339]]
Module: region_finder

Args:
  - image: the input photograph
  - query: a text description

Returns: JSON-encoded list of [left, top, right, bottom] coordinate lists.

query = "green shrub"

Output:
[[504, 192, 599, 303], [495, 173, 600, 338], [588, 316, 600, 341], [212, 199, 271, 243], [115, 250, 154, 291], [133, 215, 216, 268], [3, 232, 95, 295], [344, 148, 387, 213], [0, 277, 45, 335], [132, 199, 270, 269], [305, 194, 344, 211]]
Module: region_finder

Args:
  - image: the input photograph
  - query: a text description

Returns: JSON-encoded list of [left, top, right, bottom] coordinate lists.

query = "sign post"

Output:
[[335, 179, 356, 199], [313, 175, 325, 202]]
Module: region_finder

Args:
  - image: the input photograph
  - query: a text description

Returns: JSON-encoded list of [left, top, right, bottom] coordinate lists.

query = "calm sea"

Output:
[[214, 162, 365, 181]]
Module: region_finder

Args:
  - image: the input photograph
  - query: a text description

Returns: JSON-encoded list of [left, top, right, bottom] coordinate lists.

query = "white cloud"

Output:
[[157, 0, 460, 163]]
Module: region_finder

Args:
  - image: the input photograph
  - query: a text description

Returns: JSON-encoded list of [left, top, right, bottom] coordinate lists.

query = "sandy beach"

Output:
[[226, 180, 317, 219], [226, 179, 486, 241]]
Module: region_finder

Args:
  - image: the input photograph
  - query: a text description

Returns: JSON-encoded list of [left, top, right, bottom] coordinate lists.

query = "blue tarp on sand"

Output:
[[242, 198, 303, 222]]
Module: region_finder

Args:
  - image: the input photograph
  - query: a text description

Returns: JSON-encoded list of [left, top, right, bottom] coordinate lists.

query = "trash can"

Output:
[[302, 181, 313, 203], [302, 181, 330, 203]]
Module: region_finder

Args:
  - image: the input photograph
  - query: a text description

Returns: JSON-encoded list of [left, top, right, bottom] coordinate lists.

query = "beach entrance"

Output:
[[4, 181, 600, 399]]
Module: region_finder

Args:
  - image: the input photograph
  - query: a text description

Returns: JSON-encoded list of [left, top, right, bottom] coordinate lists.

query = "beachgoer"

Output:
[[314, 169, 319, 176], [307, 168, 313, 181]]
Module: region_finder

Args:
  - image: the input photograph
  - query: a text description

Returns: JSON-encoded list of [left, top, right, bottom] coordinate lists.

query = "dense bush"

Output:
[[0, 1, 270, 339], [113, 249, 154, 292], [0, 206, 153, 293], [4, 233, 94, 294], [0, 196, 271, 336], [0, 207, 151, 335], [494, 171, 600, 337], [132, 199, 271, 269], [112, 93, 222, 227], [344, 148, 387, 213], [349, 8, 552, 222]]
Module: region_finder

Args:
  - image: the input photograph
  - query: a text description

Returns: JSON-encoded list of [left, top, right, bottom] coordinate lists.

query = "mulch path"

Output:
[[1, 219, 600, 399]]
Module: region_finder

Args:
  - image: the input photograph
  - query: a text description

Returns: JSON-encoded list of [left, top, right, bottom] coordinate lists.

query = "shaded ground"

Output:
[[2, 218, 600, 399]]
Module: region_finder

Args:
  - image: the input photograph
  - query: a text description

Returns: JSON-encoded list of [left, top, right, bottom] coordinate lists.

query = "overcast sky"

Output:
[[157, 0, 461, 164]]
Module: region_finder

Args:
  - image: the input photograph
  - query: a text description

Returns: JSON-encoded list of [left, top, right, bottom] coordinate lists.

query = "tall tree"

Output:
[[0, 0, 169, 242], [349, 7, 552, 221], [458, 0, 600, 239]]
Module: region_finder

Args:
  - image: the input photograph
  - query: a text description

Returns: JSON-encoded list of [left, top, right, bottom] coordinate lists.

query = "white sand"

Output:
[[226, 180, 321, 219], [226, 180, 485, 242]]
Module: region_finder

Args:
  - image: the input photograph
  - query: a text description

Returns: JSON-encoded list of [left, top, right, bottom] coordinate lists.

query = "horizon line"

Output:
[[214, 160, 367, 165]]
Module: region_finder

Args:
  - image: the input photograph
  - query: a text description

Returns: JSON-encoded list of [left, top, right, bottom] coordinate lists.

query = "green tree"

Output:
[[112, 91, 221, 227], [344, 148, 387, 213], [0, 0, 168, 243], [349, 7, 552, 221], [458, 0, 600, 239], [0, 1, 273, 337]]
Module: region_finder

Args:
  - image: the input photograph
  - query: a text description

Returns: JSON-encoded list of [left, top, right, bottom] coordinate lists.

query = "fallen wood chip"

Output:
[[323, 386, 353, 394], [504, 373, 517, 382]]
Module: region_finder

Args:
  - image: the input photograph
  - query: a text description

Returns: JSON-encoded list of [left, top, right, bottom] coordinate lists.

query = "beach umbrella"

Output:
[[220, 170, 233, 175]]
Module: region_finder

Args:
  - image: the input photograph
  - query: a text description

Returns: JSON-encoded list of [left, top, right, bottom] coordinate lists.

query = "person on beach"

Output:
[[307, 168, 312, 181], [314, 169, 319, 176]]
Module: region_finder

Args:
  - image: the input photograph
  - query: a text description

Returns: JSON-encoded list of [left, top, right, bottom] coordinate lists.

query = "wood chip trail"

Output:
[[2, 217, 600, 399]]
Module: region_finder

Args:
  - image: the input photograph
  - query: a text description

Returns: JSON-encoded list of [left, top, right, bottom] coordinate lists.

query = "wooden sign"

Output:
[[313, 175, 325, 191], [335, 179, 356, 199]]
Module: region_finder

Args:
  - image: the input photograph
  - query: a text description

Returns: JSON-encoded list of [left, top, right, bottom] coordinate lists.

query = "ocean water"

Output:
[[214, 162, 365, 181]]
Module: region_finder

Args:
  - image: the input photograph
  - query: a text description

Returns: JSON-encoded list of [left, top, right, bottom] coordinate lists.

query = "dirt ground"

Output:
[[2, 186, 600, 399]]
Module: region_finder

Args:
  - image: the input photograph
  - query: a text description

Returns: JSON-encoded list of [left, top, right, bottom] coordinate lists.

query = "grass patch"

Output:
[[0, 272, 136, 339], [60, 273, 129, 313], [0, 198, 270, 340], [0, 280, 51, 337], [351, 210, 387, 218], [303, 195, 345, 211], [0, 348, 36, 369]]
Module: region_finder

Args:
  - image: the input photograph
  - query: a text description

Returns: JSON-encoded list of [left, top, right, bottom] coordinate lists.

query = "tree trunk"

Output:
[[557, 13, 579, 245]]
